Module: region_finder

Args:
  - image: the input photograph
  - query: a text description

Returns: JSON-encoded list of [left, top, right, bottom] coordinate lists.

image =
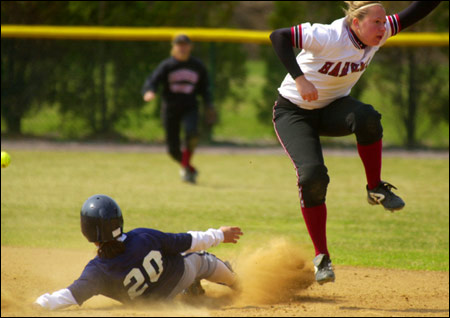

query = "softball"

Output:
[[1, 151, 11, 168]]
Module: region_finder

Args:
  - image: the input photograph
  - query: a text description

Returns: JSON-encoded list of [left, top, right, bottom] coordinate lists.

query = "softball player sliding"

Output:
[[270, 1, 441, 284], [35, 195, 242, 310]]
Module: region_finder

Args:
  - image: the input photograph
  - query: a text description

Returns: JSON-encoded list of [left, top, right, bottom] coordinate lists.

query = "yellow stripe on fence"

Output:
[[1, 25, 449, 46]]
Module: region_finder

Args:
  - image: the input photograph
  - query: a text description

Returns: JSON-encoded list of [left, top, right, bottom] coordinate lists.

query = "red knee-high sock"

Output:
[[357, 139, 382, 190], [301, 203, 329, 257], [181, 149, 194, 172]]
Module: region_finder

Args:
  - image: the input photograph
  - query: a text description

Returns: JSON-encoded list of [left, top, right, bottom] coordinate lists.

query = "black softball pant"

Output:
[[162, 102, 199, 163], [273, 94, 383, 208]]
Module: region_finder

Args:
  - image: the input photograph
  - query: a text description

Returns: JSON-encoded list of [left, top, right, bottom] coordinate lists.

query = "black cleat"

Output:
[[313, 254, 335, 285], [180, 167, 198, 184], [183, 279, 205, 296], [367, 181, 405, 212]]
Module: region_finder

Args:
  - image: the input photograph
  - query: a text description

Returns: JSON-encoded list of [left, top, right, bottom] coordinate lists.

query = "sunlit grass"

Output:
[[1, 150, 448, 270]]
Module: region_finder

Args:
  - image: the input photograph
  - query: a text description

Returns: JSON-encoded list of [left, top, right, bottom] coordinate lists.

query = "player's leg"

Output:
[[319, 95, 404, 211], [318, 95, 383, 188], [181, 105, 200, 183], [167, 252, 237, 299], [188, 252, 236, 287], [273, 95, 334, 284], [162, 103, 183, 164]]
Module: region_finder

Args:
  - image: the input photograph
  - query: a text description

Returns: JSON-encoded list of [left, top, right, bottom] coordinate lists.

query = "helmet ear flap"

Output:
[[112, 226, 122, 239], [100, 217, 124, 241]]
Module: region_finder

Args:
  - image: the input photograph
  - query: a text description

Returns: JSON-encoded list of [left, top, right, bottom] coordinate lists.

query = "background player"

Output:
[[35, 194, 243, 310], [270, 1, 440, 284], [142, 34, 216, 184]]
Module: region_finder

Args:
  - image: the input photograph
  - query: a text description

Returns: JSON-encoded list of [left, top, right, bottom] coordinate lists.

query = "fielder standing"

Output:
[[142, 34, 216, 184], [270, 1, 441, 284]]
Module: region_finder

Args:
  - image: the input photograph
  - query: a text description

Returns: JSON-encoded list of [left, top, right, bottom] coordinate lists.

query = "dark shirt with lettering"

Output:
[[67, 228, 192, 305], [142, 56, 212, 108]]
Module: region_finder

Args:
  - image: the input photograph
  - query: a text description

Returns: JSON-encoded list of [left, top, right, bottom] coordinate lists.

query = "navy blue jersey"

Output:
[[141, 56, 212, 108], [68, 228, 192, 305]]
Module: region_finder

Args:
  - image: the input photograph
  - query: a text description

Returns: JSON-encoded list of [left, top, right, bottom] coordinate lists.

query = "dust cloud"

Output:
[[2, 238, 314, 316]]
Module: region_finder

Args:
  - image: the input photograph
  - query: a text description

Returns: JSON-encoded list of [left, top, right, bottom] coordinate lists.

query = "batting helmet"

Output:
[[80, 194, 124, 243]]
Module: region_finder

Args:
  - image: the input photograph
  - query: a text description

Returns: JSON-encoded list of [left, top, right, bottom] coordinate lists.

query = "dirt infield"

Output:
[[2, 240, 449, 317]]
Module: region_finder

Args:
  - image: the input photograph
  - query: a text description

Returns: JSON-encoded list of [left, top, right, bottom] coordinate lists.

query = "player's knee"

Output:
[[351, 105, 383, 144], [298, 164, 330, 207]]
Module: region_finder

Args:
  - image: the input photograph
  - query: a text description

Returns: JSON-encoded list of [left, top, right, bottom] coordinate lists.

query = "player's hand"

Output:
[[143, 91, 156, 102], [220, 226, 243, 244], [295, 75, 318, 102]]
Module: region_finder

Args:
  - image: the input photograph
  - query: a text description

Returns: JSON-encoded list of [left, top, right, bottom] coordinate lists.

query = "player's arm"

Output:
[[184, 226, 243, 254], [270, 27, 318, 102], [395, 1, 441, 32], [34, 288, 78, 310], [141, 61, 167, 102], [35, 262, 101, 310], [270, 28, 304, 80]]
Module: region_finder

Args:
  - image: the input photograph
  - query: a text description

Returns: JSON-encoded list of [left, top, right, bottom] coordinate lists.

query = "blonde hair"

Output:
[[343, 1, 384, 26]]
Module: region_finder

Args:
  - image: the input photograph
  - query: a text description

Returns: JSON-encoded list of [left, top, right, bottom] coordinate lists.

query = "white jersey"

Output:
[[278, 15, 400, 109]]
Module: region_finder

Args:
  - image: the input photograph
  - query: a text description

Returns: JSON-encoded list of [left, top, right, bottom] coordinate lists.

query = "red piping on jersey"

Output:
[[291, 25, 302, 49], [388, 15, 395, 35], [387, 14, 401, 36], [346, 26, 365, 49], [395, 13, 401, 32], [291, 26, 295, 47]]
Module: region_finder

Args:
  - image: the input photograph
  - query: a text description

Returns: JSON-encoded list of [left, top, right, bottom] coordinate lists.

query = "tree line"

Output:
[[1, 1, 448, 147]]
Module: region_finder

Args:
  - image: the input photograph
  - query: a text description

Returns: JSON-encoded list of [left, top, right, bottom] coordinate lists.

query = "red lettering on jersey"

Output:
[[359, 62, 366, 71], [328, 62, 341, 77], [339, 62, 350, 77], [317, 60, 371, 77], [318, 62, 334, 74]]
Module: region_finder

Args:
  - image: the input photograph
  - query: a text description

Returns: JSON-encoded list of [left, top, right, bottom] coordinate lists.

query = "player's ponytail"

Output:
[[343, 1, 383, 26], [97, 240, 126, 259]]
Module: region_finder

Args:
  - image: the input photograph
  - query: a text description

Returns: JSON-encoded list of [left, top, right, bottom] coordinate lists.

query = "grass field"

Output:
[[1, 149, 448, 272]]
